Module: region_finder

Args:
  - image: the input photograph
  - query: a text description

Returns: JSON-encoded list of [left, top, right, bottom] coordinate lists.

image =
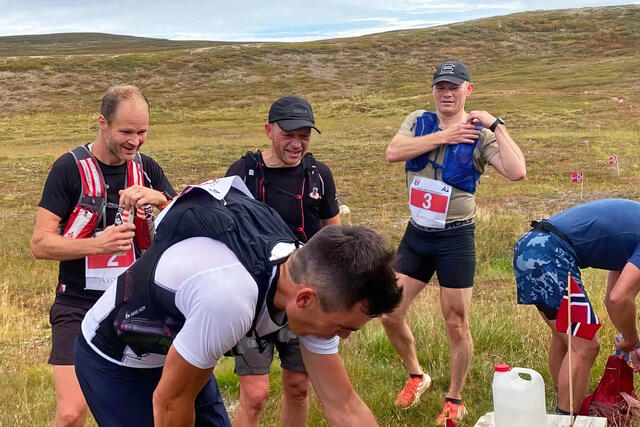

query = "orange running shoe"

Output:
[[436, 399, 467, 425], [394, 374, 431, 408]]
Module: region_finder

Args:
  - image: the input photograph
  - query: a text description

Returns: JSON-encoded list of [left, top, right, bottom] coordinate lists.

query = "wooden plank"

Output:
[[475, 412, 607, 427]]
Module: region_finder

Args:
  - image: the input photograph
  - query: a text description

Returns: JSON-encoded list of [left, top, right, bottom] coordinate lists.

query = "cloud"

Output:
[[1, 0, 638, 41], [386, 1, 523, 12]]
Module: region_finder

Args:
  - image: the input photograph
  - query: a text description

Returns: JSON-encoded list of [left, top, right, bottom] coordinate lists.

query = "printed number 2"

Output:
[[422, 193, 432, 209], [107, 255, 119, 267]]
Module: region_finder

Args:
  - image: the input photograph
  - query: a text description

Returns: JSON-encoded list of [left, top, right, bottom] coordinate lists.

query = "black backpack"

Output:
[[242, 150, 323, 242], [109, 182, 298, 358]]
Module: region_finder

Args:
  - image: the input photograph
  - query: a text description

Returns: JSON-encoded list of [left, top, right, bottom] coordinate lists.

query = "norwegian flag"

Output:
[[608, 155, 618, 165], [556, 275, 601, 340], [571, 172, 583, 183]]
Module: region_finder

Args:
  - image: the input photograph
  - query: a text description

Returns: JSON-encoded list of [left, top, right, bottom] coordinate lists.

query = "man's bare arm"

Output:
[[385, 123, 479, 163], [607, 262, 640, 351], [301, 345, 378, 426], [467, 110, 526, 181], [320, 214, 342, 227], [30, 207, 135, 261], [153, 346, 213, 427]]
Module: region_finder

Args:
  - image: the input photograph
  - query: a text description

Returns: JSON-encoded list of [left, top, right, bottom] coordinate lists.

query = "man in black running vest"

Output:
[[74, 177, 401, 427], [225, 96, 340, 427]]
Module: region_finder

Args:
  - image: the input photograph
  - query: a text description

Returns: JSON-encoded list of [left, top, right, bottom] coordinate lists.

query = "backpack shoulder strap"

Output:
[[61, 146, 107, 237], [127, 152, 147, 188], [406, 112, 440, 174], [69, 145, 107, 203], [413, 111, 439, 137], [241, 150, 265, 200], [301, 152, 323, 197], [127, 153, 155, 250]]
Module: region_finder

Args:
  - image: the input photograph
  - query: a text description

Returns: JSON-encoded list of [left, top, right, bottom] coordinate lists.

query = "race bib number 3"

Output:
[[409, 177, 452, 229]]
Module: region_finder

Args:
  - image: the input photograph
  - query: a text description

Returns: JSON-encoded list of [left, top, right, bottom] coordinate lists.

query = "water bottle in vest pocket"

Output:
[[441, 128, 482, 194]]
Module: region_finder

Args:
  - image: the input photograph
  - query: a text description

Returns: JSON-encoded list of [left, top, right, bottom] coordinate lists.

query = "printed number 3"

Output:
[[107, 255, 119, 267], [422, 193, 432, 210]]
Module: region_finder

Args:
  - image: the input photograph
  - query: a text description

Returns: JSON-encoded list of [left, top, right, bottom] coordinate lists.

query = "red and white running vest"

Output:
[[59, 145, 154, 291]]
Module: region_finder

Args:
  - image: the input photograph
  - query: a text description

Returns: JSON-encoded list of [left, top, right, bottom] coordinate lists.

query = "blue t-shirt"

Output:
[[548, 198, 640, 271]]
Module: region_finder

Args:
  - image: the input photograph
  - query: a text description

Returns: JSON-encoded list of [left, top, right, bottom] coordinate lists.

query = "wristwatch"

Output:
[[490, 117, 505, 132]]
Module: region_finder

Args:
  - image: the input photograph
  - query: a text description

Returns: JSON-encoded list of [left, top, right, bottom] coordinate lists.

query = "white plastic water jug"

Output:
[[492, 364, 547, 427]]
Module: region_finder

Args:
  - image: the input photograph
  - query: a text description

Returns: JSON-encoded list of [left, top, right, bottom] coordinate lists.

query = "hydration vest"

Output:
[[59, 145, 154, 249], [405, 112, 482, 194], [241, 151, 323, 242], [105, 177, 298, 359]]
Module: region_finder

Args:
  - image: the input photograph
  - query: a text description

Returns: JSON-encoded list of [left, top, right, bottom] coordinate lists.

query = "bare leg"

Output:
[[380, 273, 428, 375], [541, 313, 599, 412], [53, 365, 88, 427], [550, 321, 600, 412], [281, 369, 308, 427], [540, 314, 567, 389], [233, 375, 270, 427], [440, 287, 473, 399]]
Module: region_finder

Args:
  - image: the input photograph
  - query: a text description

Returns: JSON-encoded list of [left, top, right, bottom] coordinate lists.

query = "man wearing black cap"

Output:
[[225, 96, 341, 427], [382, 60, 526, 423]]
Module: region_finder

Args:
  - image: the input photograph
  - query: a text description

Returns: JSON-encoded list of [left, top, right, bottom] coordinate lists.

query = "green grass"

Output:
[[2, 4, 640, 426]]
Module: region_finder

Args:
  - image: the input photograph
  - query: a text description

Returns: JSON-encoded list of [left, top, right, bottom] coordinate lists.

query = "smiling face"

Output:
[[431, 81, 474, 117], [98, 97, 149, 165], [264, 122, 311, 167], [285, 288, 374, 340]]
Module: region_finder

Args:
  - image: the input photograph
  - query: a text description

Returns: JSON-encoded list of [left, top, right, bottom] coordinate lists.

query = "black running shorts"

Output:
[[395, 221, 475, 288], [48, 302, 87, 365]]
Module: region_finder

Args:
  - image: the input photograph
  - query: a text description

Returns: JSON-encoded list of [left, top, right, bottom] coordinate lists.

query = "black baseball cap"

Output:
[[268, 96, 320, 134], [432, 61, 470, 86]]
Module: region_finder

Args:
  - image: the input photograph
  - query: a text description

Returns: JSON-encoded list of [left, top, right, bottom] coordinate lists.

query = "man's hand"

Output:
[[614, 333, 639, 354], [94, 223, 136, 254], [615, 333, 640, 370], [301, 346, 378, 426], [467, 110, 497, 129], [119, 185, 168, 209], [442, 122, 480, 145]]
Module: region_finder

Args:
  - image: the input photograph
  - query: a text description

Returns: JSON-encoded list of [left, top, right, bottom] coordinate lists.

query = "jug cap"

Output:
[[494, 364, 510, 372]]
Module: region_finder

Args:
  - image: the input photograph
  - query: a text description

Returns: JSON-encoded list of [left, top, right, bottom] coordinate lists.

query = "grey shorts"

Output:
[[234, 328, 306, 375]]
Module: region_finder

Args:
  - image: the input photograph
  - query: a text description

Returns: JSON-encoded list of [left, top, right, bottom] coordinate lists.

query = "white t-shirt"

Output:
[[81, 237, 339, 369]]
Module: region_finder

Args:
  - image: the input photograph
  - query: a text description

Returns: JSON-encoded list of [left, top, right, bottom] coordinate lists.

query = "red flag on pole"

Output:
[[556, 275, 600, 340], [571, 172, 583, 183]]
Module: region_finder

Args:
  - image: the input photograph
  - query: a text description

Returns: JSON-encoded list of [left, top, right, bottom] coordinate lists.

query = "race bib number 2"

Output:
[[409, 177, 451, 229], [85, 237, 135, 291]]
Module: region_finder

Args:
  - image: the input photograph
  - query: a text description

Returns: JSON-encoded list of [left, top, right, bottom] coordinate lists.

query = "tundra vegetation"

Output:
[[1, 5, 639, 426]]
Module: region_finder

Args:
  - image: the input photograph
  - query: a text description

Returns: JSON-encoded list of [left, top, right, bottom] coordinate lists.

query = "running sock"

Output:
[[445, 397, 463, 405], [555, 407, 571, 415], [409, 373, 424, 379]]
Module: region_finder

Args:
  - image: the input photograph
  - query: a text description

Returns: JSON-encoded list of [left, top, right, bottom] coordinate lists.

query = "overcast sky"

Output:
[[1, 1, 637, 42]]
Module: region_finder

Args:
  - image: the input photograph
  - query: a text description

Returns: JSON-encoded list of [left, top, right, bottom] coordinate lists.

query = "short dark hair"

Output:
[[100, 85, 149, 124], [289, 225, 401, 316]]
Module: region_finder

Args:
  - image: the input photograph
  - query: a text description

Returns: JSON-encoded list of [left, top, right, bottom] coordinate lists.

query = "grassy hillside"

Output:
[[0, 32, 223, 56], [1, 4, 639, 426]]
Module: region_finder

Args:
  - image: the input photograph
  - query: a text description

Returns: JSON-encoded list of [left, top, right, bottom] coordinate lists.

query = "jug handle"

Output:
[[511, 368, 543, 385]]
